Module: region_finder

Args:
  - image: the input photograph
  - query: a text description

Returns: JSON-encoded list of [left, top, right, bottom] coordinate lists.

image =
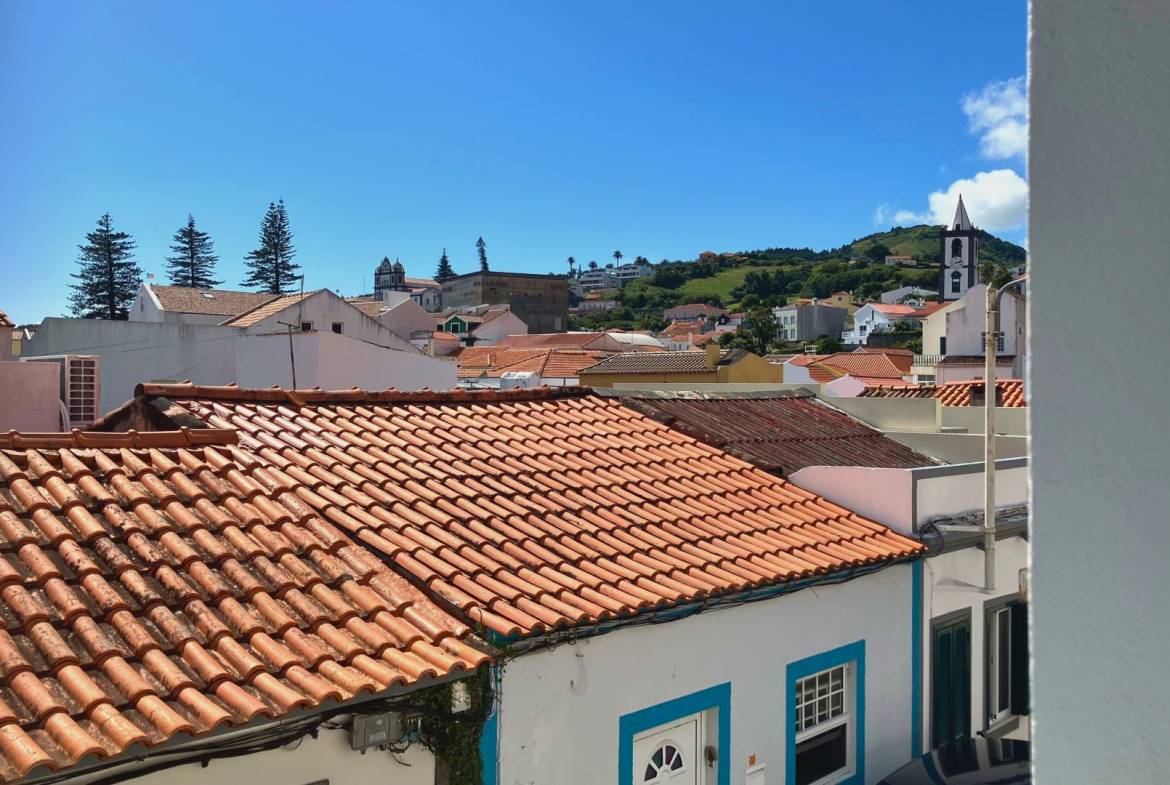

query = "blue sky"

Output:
[[0, 2, 1026, 324]]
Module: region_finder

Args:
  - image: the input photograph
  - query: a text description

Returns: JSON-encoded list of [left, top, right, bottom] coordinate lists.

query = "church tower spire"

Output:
[[952, 194, 974, 231], [939, 196, 979, 300]]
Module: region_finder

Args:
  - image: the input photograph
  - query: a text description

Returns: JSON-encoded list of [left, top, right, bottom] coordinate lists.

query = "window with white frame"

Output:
[[986, 601, 1028, 726], [794, 663, 854, 785]]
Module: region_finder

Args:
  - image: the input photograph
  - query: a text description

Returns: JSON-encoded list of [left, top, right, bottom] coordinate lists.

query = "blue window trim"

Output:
[[478, 666, 500, 785], [786, 640, 866, 785], [912, 560, 924, 757], [618, 682, 731, 785]]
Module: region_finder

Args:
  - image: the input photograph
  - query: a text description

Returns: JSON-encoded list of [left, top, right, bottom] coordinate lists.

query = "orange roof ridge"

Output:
[[0, 427, 238, 450], [135, 381, 594, 404]]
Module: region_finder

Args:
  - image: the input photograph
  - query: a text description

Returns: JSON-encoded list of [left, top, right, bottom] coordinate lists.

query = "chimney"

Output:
[[706, 340, 721, 367]]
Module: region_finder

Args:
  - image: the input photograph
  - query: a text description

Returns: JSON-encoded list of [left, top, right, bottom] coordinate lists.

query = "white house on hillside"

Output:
[[841, 303, 918, 345]]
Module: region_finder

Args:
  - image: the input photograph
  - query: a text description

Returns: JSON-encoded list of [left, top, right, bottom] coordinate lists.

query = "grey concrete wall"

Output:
[[820, 396, 940, 432], [886, 432, 1029, 464], [1032, 2, 1170, 781], [941, 405, 1029, 436]]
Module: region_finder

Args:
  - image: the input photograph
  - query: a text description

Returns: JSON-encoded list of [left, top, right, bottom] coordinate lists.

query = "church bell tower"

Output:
[[939, 196, 978, 301]]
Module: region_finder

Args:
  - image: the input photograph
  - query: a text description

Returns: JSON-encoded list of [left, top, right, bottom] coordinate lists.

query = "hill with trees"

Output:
[[569, 224, 1025, 331]]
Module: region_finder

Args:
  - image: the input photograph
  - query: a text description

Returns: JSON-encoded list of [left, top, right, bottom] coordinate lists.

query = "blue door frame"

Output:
[[618, 682, 731, 785]]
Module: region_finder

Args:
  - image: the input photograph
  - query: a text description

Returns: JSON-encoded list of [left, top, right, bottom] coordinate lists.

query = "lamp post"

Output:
[[983, 277, 1027, 592]]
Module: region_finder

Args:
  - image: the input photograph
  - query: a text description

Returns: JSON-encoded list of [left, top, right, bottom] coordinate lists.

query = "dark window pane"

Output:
[[795, 724, 847, 785], [998, 610, 1012, 710]]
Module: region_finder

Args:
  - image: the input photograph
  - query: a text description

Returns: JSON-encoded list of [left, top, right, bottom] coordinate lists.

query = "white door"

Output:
[[632, 712, 702, 785]]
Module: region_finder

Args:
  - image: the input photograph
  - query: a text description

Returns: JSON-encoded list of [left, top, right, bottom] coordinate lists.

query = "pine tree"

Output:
[[476, 236, 489, 272], [69, 213, 143, 320], [165, 214, 221, 288], [435, 248, 455, 281], [613, 250, 623, 265], [242, 199, 299, 294]]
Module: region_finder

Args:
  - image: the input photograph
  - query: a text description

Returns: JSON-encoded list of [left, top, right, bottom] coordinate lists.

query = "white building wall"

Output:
[[24, 319, 455, 414], [246, 291, 419, 352], [25, 318, 240, 413], [918, 537, 1029, 747], [67, 723, 434, 785], [941, 285, 1020, 357], [380, 298, 439, 342], [495, 564, 915, 785], [0, 361, 61, 431], [233, 332, 456, 392], [472, 311, 528, 345]]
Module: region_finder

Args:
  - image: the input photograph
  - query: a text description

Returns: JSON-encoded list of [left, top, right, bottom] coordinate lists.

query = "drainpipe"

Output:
[[983, 277, 1027, 593]]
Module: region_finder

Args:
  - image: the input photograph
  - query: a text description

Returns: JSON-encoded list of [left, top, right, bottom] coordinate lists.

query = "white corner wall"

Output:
[[1031, 2, 1170, 782], [496, 565, 915, 785]]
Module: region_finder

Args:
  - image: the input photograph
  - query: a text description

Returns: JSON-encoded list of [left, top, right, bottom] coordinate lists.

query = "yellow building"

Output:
[[577, 343, 781, 388]]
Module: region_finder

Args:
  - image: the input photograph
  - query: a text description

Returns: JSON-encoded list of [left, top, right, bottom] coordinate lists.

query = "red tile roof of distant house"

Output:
[[458, 349, 611, 380], [851, 347, 914, 375], [494, 332, 611, 350], [860, 379, 1027, 407], [867, 303, 919, 317], [579, 350, 733, 376], [817, 352, 906, 380], [615, 391, 938, 474], [100, 384, 924, 643], [220, 291, 317, 328], [0, 429, 488, 781], [907, 301, 950, 318], [148, 286, 279, 319]]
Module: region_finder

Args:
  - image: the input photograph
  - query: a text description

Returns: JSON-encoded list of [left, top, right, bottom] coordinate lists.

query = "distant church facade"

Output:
[[372, 257, 441, 311], [939, 196, 979, 301]]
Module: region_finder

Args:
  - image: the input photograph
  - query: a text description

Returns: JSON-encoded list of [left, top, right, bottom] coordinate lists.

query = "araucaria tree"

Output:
[[242, 199, 300, 294], [436, 248, 455, 281], [165, 214, 221, 288], [69, 213, 143, 320], [476, 236, 489, 272]]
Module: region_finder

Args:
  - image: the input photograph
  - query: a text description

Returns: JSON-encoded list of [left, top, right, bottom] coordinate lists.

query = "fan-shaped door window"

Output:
[[643, 741, 687, 783]]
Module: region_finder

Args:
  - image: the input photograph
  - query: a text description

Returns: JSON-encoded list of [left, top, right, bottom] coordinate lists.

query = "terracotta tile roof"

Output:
[[787, 355, 829, 367], [805, 364, 842, 384], [616, 392, 938, 474], [432, 331, 460, 342], [148, 286, 278, 318], [494, 333, 609, 350], [220, 292, 316, 328], [659, 321, 705, 338], [458, 348, 604, 381], [0, 429, 488, 782], [851, 348, 913, 374], [345, 298, 385, 318], [115, 384, 924, 641], [860, 379, 1027, 407], [907, 301, 950, 318], [817, 352, 906, 380], [867, 303, 918, 316], [578, 350, 728, 376]]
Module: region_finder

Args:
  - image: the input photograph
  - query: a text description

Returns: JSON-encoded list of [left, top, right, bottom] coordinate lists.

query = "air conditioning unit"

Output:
[[23, 355, 101, 429]]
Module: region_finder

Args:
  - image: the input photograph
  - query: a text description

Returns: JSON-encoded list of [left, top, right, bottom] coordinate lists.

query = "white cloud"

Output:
[[926, 169, 1028, 230], [873, 77, 1029, 231], [961, 76, 1028, 159], [873, 170, 1028, 231]]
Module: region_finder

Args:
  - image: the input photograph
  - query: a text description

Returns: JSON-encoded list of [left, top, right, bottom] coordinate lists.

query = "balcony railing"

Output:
[[913, 354, 943, 367]]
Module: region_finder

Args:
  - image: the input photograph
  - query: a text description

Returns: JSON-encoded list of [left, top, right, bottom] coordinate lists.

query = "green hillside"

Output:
[[569, 224, 1025, 331]]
